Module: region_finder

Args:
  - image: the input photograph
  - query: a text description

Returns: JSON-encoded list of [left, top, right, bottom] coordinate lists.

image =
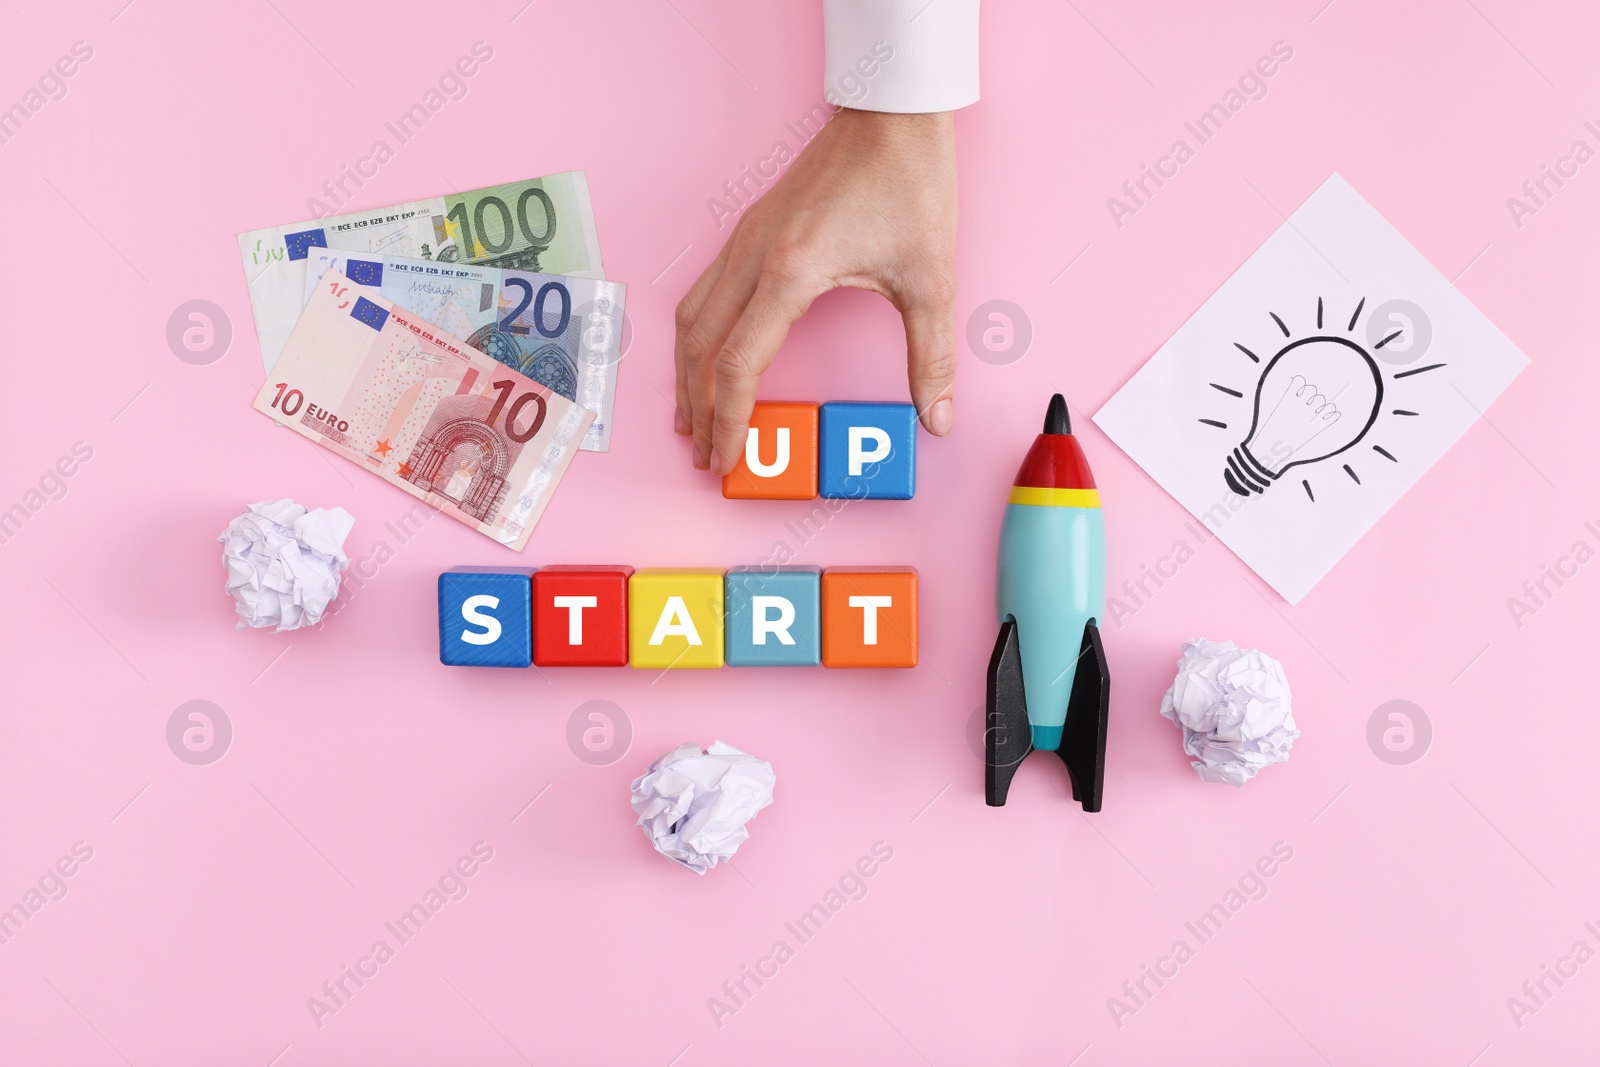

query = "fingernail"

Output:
[[928, 398, 953, 436], [675, 409, 689, 435]]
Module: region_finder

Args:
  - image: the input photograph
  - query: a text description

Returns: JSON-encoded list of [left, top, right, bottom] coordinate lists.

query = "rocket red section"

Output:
[[1014, 434, 1096, 490]]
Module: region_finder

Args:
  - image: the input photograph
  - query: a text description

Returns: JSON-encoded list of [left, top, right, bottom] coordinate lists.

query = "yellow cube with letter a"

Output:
[[628, 569, 725, 669]]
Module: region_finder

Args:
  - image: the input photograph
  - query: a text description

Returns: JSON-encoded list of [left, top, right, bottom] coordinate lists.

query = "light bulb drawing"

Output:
[[1202, 297, 1446, 501]]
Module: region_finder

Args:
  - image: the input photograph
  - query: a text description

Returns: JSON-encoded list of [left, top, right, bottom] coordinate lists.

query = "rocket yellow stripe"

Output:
[[1008, 486, 1100, 508]]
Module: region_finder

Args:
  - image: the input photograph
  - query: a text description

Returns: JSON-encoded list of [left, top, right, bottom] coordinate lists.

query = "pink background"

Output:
[[2, 0, 1597, 1062]]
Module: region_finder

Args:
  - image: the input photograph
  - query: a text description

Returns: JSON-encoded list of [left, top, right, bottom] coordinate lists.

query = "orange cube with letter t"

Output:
[[820, 567, 918, 668]]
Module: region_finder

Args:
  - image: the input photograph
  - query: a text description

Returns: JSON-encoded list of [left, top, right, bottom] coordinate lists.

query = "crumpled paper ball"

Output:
[[1159, 639, 1298, 787], [219, 500, 354, 632], [630, 741, 775, 875]]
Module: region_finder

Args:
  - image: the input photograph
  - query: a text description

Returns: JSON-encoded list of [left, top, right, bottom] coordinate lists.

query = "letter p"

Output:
[[848, 427, 891, 475]]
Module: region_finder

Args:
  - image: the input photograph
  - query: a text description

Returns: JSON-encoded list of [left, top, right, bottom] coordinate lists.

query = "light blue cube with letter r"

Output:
[[818, 402, 917, 500], [438, 567, 534, 668], [724, 567, 821, 667]]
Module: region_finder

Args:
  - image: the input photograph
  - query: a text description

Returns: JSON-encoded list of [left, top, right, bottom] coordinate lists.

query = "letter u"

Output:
[[746, 427, 791, 476]]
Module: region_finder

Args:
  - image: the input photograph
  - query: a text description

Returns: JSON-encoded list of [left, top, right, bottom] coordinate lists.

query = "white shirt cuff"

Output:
[[823, 0, 980, 113]]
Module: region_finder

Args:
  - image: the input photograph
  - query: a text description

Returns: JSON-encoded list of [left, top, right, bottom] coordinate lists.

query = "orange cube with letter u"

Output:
[[721, 402, 819, 500]]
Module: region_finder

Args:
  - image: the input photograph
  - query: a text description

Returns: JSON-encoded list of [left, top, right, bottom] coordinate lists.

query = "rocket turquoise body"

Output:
[[997, 503, 1106, 751]]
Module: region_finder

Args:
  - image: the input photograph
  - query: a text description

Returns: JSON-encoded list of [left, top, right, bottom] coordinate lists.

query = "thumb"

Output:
[[901, 300, 957, 436]]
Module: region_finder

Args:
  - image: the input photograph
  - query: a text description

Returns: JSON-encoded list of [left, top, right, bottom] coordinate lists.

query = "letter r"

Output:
[[751, 596, 797, 646]]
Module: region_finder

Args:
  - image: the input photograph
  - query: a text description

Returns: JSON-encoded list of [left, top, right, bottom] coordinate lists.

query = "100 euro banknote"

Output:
[[302, 251, 624, 452], [239, 172, 604, 374], [253, 270, 593, 551]]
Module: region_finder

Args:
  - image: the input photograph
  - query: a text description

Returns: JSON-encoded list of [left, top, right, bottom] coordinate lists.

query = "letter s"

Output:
[[472, 840, 495, 862], [460, 595, 502, 645], [72, 40, 94, 62], [472, 40, 494, 62], [871, 840, 894, 862]]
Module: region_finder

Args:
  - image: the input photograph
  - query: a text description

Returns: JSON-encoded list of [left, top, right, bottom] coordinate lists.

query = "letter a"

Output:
[[650, 596, 702, 646]]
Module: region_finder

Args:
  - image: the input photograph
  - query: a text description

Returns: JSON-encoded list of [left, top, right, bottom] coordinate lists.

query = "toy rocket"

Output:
[[987, 394, 1110, 810]]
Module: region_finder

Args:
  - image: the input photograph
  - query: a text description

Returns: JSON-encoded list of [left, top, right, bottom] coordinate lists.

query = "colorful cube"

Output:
[[818, 402, 917, 500], [724, 566, 821, 667], [820, 567, 918, 668], [438, 567, 534, 668], [533, 565, 632, 667], [722, 402, 819, 500], [628, 569, 726, 669]]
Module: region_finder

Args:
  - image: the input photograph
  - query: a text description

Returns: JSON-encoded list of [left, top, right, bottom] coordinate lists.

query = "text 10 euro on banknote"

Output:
[[253, 270, 593, 551], [238, 172, 604, 376], [302, 251, 624, 453]]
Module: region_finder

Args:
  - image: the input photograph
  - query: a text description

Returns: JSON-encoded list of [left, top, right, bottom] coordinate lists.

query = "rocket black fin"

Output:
[[1059, 620, 1110, 813], [985, 619, 1033, 806]]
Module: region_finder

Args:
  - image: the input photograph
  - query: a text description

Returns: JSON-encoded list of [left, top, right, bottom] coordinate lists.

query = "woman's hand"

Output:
[[673, 108, 959, 474]]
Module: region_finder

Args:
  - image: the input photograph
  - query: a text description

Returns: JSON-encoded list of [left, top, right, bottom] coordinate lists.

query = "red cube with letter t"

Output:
[[532, 565, 633, 667]]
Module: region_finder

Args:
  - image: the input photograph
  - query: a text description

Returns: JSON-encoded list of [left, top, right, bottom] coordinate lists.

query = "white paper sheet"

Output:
[[1095, 174, 1528, 603]]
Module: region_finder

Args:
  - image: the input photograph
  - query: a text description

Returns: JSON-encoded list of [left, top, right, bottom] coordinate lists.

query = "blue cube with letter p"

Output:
[[438, 567, 534, 667], [725, 566, 821, 667], [818, 402, 917, 500]]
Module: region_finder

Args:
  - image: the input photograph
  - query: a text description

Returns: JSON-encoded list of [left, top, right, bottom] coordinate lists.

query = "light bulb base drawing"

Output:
[[1224, 445, 1278, 497]]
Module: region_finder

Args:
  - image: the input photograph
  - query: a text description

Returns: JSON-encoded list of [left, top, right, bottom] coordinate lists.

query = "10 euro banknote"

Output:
[[301, 251, 624, 452], [253, 270, 593, 551], [238, 172, 605, 375]]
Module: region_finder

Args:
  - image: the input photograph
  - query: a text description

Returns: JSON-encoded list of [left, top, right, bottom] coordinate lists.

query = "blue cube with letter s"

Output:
[[438, 567, 534, 667]]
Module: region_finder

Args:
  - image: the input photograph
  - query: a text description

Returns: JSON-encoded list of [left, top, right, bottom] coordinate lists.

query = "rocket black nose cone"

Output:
[[1044, 393, 1071, 435]]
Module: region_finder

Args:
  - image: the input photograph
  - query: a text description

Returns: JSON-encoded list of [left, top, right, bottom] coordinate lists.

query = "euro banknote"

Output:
[[253, 269, 593, 551], [239, 172, 605, 375], [301, 251, 624, 452]]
